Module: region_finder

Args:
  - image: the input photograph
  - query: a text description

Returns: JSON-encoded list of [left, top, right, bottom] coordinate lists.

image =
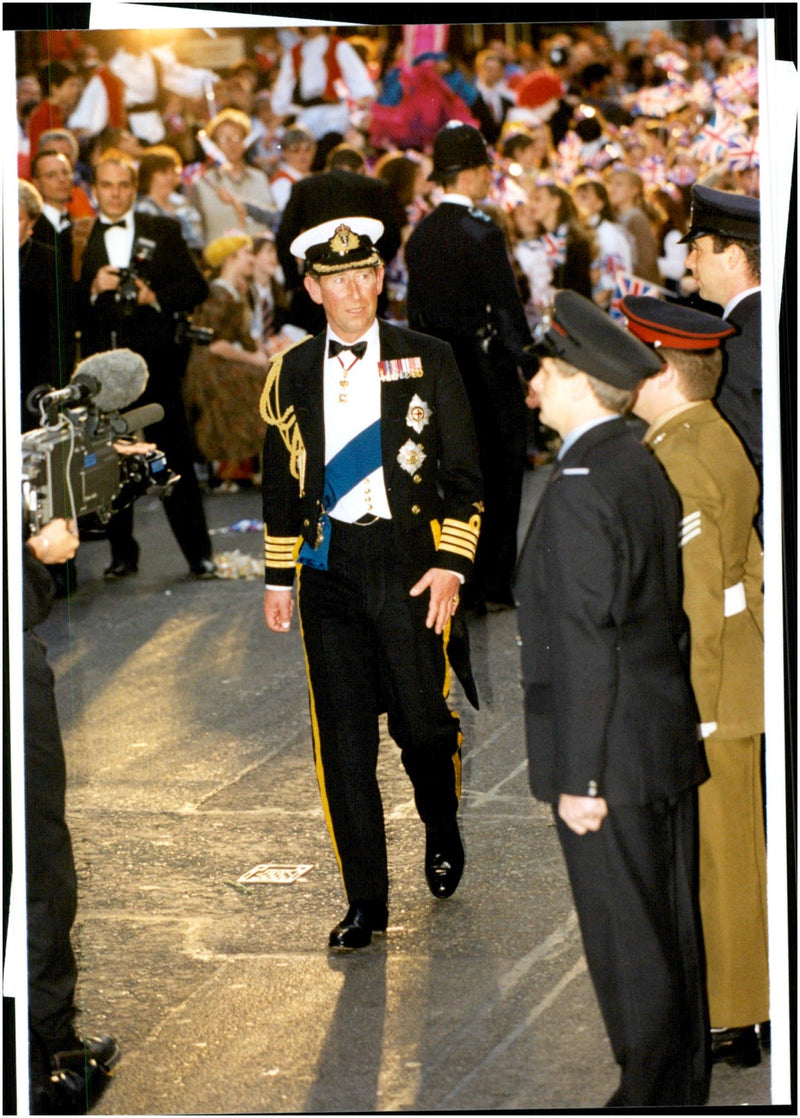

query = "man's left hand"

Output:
[[135, 278, 158, 307], [409, 567, 461, 634]]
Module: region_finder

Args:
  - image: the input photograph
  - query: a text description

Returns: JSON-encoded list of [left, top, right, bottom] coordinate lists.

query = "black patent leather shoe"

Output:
[[711, 1025, 762, 1066], [103, 558, 137, 580], [328, 901, 388, 950], [190, 557, 217, 579], [33, 1034, 121, 1114], [425, 822, 465, 898]]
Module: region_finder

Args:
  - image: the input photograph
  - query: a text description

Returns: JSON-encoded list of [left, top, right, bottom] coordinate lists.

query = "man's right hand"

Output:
[[27, 518, 80, 564], [264, 588, 294, 632], [91, 264, 121, 297]]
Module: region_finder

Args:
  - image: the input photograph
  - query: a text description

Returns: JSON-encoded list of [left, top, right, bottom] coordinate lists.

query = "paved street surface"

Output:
[[29, 468, 773, 1114]]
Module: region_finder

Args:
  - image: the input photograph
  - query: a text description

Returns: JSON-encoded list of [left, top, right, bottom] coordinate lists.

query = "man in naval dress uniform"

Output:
[[261, 217, 483, 950], [623, 295, 769, 1068], [514, 290, 710, 1108]]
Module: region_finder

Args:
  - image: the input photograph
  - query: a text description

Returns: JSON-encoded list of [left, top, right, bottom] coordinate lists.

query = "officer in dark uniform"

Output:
[[261, 217, 483, 951], [405, 123, 535, 614], [514, 291, 710, 1108], [679, 185, 762, 489]]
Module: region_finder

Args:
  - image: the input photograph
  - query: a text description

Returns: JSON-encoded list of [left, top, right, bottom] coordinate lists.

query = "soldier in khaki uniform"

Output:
[[623, 295, 768, 1068]]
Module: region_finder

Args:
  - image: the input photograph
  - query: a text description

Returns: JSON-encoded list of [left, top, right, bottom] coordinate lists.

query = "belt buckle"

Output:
[[354, 514, 380, 526]]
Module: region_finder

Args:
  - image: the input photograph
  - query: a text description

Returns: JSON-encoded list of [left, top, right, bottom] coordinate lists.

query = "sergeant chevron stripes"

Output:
[[679, 510, 702, 548]]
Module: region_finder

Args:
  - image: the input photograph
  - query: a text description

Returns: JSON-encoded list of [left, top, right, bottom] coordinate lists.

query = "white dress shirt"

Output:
[[100, 209, 135, 268], [324, 319, 391, 524]]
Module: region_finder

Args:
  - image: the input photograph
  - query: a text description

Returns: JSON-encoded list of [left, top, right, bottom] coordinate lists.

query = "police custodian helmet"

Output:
[[429, 121, 491, 182]]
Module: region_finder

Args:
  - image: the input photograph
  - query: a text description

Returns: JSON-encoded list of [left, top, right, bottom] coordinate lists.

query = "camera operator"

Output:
[[77, 148, 216, 580], [20, 430, 158, 1111], [22, 516, 121, 1113]]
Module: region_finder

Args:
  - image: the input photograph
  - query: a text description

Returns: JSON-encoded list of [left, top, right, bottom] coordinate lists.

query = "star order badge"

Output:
[[397, 439, 426, 475], [406, 394, 431, 434]]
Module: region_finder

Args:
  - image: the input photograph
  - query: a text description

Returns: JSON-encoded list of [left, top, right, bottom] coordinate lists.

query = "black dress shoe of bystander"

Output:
[[711, 1025, 762, 1066], [32, 1034, 121, 1114]]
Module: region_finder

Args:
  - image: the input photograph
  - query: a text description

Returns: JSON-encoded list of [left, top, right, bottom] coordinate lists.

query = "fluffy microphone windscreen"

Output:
[[71, 349, 149, 412]]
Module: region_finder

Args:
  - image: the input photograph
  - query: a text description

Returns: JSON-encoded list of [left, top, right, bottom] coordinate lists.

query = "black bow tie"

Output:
[[101, 219, 128, 230], [329, 339, 367, 360]]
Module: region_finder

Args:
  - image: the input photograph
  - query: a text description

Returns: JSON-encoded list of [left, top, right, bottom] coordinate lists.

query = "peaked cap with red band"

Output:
[[620, 295, 736, 351]]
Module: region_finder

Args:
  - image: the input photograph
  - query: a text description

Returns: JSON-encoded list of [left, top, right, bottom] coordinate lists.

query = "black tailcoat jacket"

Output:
[[261, 321, 483, 591], [514, 418, 707, 806]]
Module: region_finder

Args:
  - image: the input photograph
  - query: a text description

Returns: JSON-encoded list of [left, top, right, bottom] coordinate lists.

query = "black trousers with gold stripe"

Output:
[[297, 518, 462, 904]]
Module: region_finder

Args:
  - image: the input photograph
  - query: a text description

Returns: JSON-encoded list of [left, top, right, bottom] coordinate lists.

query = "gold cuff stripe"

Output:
[[439, 518, 479, 559], [265, 533, 300, 568], [441, 520, 479, 542], [439, 541, 477, 560]]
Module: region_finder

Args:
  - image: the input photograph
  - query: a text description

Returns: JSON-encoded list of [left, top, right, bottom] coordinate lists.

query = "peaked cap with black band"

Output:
[[527, 290, 663, 387], [290, 217, 384, 277], [620, 295, 737, 351], [678, 183, 760, 244]]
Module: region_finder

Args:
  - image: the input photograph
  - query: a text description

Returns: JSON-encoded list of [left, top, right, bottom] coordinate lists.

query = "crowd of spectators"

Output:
[[17, 20, 760, 483]]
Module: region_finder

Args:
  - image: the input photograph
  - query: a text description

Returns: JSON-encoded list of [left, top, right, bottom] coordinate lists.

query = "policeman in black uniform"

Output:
[[405, 122, 535, 613]]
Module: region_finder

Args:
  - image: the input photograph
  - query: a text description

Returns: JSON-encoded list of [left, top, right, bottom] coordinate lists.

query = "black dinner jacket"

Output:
[[261, 320, 482, 589], [514, 418, 705, 807], [77, 211, 208, 357]]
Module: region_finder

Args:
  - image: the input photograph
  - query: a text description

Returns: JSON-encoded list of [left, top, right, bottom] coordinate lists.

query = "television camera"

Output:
[[22, 349, 179, 535]]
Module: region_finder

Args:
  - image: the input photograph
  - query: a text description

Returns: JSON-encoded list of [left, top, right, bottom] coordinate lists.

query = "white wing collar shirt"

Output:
[[324, 317, 391, 524]]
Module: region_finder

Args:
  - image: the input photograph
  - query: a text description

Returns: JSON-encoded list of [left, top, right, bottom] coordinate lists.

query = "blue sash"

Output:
[[298, 419, 382, 570]]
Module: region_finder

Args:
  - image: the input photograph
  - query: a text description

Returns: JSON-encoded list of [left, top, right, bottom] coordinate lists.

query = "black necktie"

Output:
[[102, 220, 127, 230], [328, 339, 367, 360]]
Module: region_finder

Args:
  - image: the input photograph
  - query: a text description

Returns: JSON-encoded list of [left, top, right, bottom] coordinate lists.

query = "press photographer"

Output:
[[77, 147, 216, 580]]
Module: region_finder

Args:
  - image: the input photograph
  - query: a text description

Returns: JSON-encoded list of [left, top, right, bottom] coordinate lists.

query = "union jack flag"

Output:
[[539, 229, 567, 267], [630, 83, 687, 119], [609, 271, 663, 322], [713, 66, 759, 109], [690, 111, 748, 165], [726, 133, 760, 170], [556, 131, 583, 182], [654, 50, 689, 76], [638, 155, 667, 187]]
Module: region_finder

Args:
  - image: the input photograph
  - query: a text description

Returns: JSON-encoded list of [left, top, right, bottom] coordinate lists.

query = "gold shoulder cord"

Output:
[[259, 337, 311, 495]]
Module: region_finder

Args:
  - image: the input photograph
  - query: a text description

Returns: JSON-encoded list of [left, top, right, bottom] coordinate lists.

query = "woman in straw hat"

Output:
[[183, 231, 269, 489]]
